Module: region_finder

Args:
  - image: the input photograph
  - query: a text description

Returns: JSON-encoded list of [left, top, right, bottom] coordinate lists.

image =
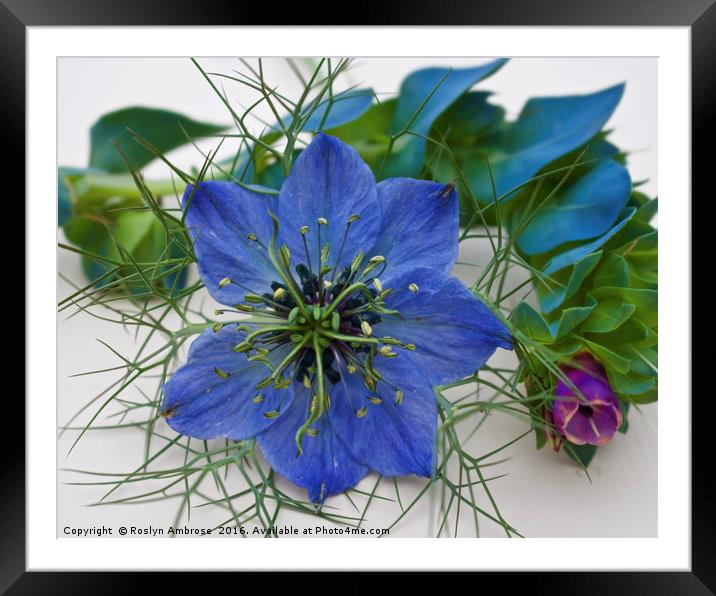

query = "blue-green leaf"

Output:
[[302, 88, 375, 131], [517, 160, 632, 255], [90, 106, 227, 173], [382, 59, 508, 178], [464, 83, 625, 205], [544, 207, 636, 275]]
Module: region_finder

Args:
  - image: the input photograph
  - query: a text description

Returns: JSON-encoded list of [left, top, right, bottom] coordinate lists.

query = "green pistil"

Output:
[[270, 332, 313, 381], [294, 334, 327, 454]]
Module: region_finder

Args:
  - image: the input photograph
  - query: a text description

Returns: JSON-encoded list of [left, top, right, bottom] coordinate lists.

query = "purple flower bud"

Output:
[[552, 352, 622, 447]]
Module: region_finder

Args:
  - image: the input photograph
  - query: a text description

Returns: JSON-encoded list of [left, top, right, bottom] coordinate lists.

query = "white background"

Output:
[[27, 26, 689, 570], [57, 56, 658, 538]]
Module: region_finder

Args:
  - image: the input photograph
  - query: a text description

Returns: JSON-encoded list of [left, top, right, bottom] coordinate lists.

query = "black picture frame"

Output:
[[6, 0, 708, 590]]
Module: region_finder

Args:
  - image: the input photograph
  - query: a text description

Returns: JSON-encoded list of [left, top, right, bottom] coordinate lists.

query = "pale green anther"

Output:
[[347, 363, 357, 374], [233, 341, 252, 353], [395, 389, 404, 405], [306, 428, 319, 437], [409, 283, 419, 293], [218, 277, 232, 288], [235, 304, 255, 313], [273, 287, 287, 301], [373, 278, 383, 292], [274, 377, 291, 389], [379, 346, 398, 358], [348, 214, 361, 224], [320, 244, 330, 263], [362, 256, 384, 276], [377, 288, 393, 299], [309, 394, 320, 414], [288, 307, 300, 325], [356, 406, 368, 418], [256, 377, 274, 390], [300, 225, 310, 235], [382, 337, 401, 345], [405, 343, 416, 351], [320, 265, 332, 276], [321, 319, 331, 328], [331, 312, 340, 332], [214, 367, 230, 379], [317, 217, 328, 226], [263, 410, 279, 419], [290, 333, 304, 343], [364, 375, 377, 392], [361, 320, 373, 336], [255, 347, 270, 356], [367, 396, 382, 405], [212, 322, 224, 332], [351, 251, 365, 273], [251, 394, 264, 404], [247, 232, 257, 241], [244, 294, 264, 304], [279, 244, 291, 269], [303, 375, 311, 389], [323, 393, 331, 410], [323, 279, 333, 290]]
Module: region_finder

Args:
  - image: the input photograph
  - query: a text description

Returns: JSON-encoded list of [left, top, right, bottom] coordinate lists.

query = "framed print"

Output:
[[6, 0, 709, 590]]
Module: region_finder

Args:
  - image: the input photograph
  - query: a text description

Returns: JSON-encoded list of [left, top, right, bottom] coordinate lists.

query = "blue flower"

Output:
[[161, 134, 512, 503]]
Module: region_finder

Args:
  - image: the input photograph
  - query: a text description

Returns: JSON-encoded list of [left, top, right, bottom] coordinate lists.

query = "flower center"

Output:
[[577, 404, 593, 418], [216, 214, 417, 454]]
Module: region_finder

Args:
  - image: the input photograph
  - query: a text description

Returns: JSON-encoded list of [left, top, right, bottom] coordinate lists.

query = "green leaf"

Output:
[[565, 443, 597, 468], [511, 302, 553, 343], [607, 369, 656, 395], [549, 297, 597, 341], [591, 253, 630, 288], [327, 100, 396, 171], [588, 287, 658, 327], [582, 340, 630, 374], [537, 251, 602, 314], [89, 106, 226, 173], [627, 387, 658, 404], [581, 300, 636, 333]]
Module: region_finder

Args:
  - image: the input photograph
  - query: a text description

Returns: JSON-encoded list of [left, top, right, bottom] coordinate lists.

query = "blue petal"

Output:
[[328, 355, 437, 477], [277, 133, 381, 273], [370, 178, 458, 278], [466, 83, 624, 204], [256, 386, 369, 503], [161, 325, 293, 440], [378, 269, 512, 386], [383, 59, 508, 178], [183, 181, 278, 305], [517, 160, 632, 255]]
